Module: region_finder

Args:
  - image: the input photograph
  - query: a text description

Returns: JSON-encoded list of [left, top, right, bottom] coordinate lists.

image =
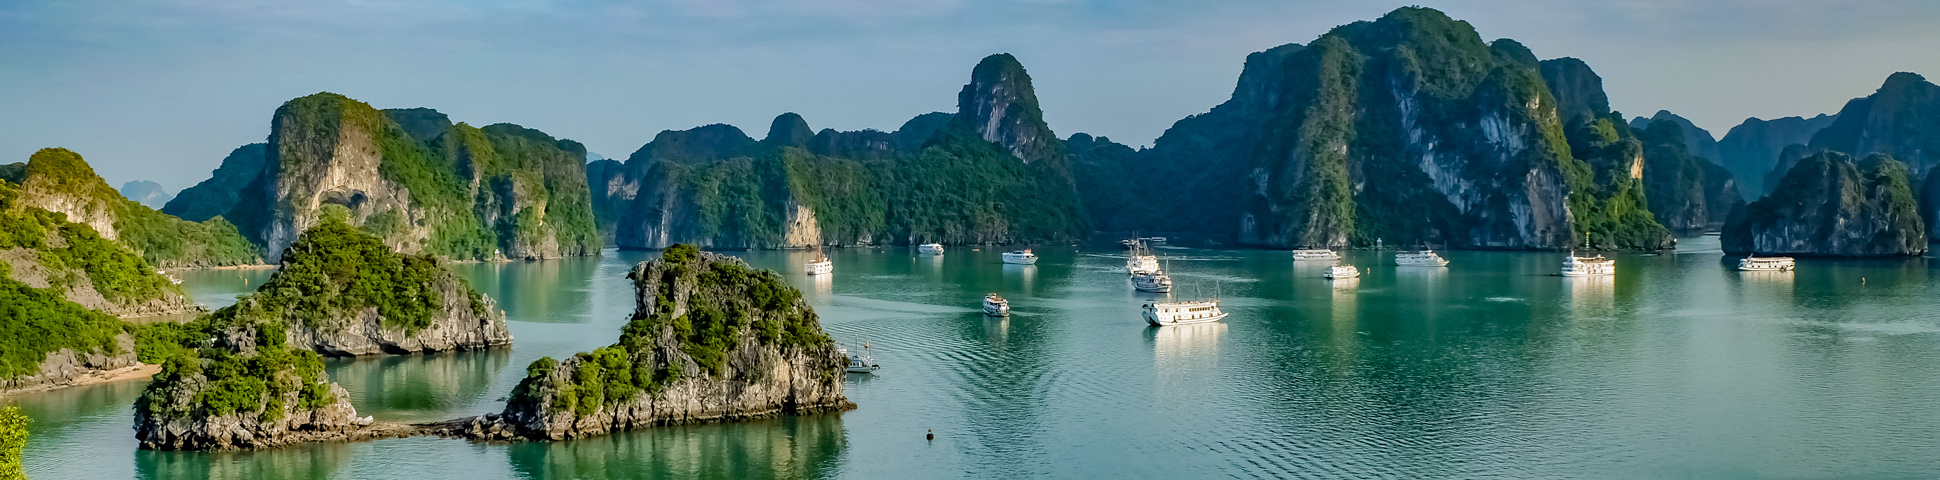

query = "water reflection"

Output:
[[453, 258, 601, 324], [506, 414, 846, 480], [1002, 264, 1035, 292], [1565, 275, 1615, 316], [327, 350, 511, 421], [137, 443, 352, 480]]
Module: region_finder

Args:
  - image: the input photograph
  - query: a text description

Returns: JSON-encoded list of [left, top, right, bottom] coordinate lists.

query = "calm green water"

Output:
[[9, 237, 1940, 478]]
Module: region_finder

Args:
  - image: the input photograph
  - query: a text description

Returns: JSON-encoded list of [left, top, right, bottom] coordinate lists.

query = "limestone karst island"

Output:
[[4, 3, 1939, 478]]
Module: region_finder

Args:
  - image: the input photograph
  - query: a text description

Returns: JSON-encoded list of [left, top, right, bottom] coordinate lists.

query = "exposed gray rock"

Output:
[[1723, 151, 1925, 256]]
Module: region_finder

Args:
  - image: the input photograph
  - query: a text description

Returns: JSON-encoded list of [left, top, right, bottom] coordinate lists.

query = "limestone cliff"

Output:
[[958, 54, 1061, 164], [1717, 114, 1837, 196], [1077, 8, 1670, 250], [0, 172, 204, 318], [1723, 151, 1925, 256], [216, 221, 511, 357], [1638, 119, 1742, 235], [1809, 73, 1940, 173], [457, 246, 848, 440], [133, 321, 371, 451], [164, 143, 268, 222], [211, 93, 599, 262]]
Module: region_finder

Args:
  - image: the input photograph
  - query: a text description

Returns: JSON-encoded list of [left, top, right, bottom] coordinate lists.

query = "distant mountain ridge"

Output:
[[119, 181, 173, 209]]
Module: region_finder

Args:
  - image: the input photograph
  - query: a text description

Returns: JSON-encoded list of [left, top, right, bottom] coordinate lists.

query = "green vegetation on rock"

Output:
[[0, 260, 130, 381], [1723, 151, 1925, 256], [136, 319, 335, 422], [214, 219, 483, 333], [0, 405, 25, 479], [509, 244, 831, 416]]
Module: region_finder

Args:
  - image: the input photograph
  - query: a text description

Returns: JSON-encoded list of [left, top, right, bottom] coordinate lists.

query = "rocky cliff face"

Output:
[[134, 321, 372, 451], [1810, 73, 1940, 173], [1717, 114, 1837, 196], [596, 55, 1088, 249], [1723, 151, 1925, 256], [10, 148, 124, 240], [207, 93, 598, 262], [460, 246, 848, 440], [5, 148, 261, 269], [217, 221, 511, 357], [1638, 120, 1742, 234], [164, 143, 268, 222], [958, 54, 1061, 164], [1630, 111, 1722, 163], [0, 334, 138, 396], [1077, 8, 1669, 250]]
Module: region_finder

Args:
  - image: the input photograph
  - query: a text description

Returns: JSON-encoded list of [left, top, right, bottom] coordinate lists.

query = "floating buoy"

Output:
[[927, 429, 934, 442]]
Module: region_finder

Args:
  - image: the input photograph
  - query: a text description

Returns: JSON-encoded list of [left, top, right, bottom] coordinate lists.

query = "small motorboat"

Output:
[[841, 344, 879, 374], [918, 243, 945, 255]]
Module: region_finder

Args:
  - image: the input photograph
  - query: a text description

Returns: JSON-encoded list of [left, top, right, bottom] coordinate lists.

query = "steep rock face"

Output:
[[595, 56, 1089, 249], [0, 337, 138, 396], [120, 181, 174, 209], [1717, 114, 1837, 196], [134, 321, 370, 451], [958, 54, 1061, 163], [1079, 8, 1669, 250], [1630, 110, 1722, 163], [1723, 152, 1924, 256], [1638, 120, 1742, 234], [475, 246, 848, 440], [1810, 72, 1940, 173], [1538, 58, 1610, 126], [164, 143, 268, 222], [0, 175, 206, 317], [11, 148, 124, 240], [215, 94, 599, 262], [6, 149, 260, 268], [216, 221, 511, 357]]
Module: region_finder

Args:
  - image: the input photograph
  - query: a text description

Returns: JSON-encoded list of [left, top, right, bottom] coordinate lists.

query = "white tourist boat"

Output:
[[1126, 241, 1160, 274], [840, 344, 879, 374], [983, 293, 1011, 317], [1143, 299, 1227, 326], [1560, 253, 1615, 277], [1324, 264, 1361, 279], [1395, 249, 1449, 267], [1291, 249, 1340, 261], [918, 243, 945, 255], [1142, 236, 1168, 244], [805, 253, 833, 275], [1001, 249, 1038, 265], [1131, 270, 1173, 293], [1738, 256, 1797, 272]]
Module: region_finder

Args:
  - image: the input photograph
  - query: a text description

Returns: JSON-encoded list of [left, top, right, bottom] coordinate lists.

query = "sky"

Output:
[[3, 0, 1937, 191]]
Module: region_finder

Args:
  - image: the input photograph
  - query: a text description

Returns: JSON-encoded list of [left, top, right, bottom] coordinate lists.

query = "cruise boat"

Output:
[[1131, 270, 1173, 293], [917, 243, 945, 255], [840, 344, 879, 374], [1560, 253, 1615, 277], [1738, 256, 1797, 272], [1001, 249, 1039, 265], [1143, 299, 1227, 326], [1142, 236, 1168, 244], [805, 253, 833, 275], [1126, 241, 1160, 274], [1291, 249, 1340, 261], [982, 293, 1011, 317], [1324, 264, 1360, 279], [1395, 249, 1449, 267]]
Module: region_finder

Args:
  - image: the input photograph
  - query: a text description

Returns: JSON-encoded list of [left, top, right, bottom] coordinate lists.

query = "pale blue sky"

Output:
[[3, 0, 1936, 190]]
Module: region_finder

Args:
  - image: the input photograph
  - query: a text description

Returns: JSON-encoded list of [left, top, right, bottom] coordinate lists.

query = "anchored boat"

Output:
[[983, 293, 1011, 317], [1001, 249, 1038, 265], [841, 344, 879, 374], [1560, 253, 1614, 277], [1291, 249, 1340, 261], [805, 252, 833, 275], [1143, 299, 1227, 326], [1126, 240, 1160, 274], [1395, 249, 1449, 267], [1738, 256, 1797, 272], [918, 243, 945, 255], [1132, 270, 1174, 293], [1324, 264, 1360, 279]]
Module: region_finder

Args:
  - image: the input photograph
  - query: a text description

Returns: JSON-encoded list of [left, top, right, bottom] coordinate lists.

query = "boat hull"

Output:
[[983, 303, 1010, 316], [1145, 312, 1228, 326]]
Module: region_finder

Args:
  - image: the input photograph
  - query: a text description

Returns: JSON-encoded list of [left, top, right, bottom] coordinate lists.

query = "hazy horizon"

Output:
[[4, 0, 1937, 192]]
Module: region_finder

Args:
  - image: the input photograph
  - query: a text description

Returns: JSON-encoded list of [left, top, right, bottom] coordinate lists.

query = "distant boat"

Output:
[[1141, 236, 1168, 244], [1395, 249, 1449, 267], [983, 293, 1011, 317], [1001, 249, 1038, 265], [1738, 256, 1796, 272], [1131, 270, 1173, 293], [1143, 299, 1226, 326], [805, 252, 833, 275], [1291, 249, 1340, 261], [1125, 240, 1159, 274], [841, 344, 879, 374], [1324, 264, 1360, 279], [1560, 253, 1614, 277], [918, 243, 945, 255]]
